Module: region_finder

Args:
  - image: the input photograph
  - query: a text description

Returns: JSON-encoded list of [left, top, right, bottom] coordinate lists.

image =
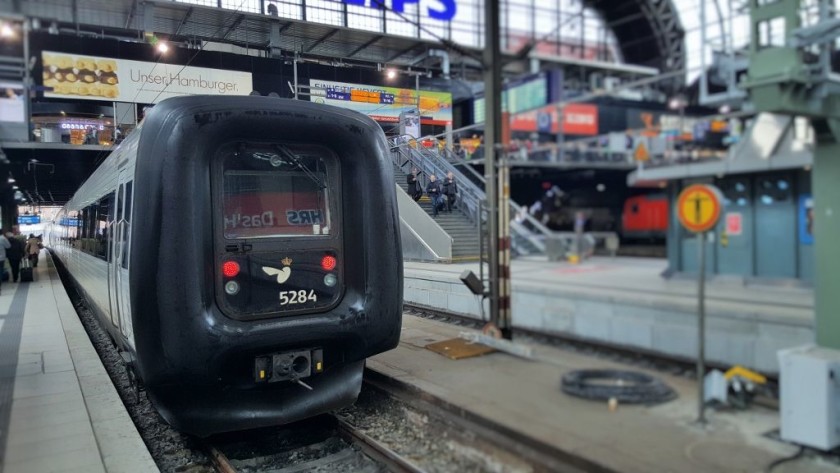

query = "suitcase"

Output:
[[20, 258, 33, 283]]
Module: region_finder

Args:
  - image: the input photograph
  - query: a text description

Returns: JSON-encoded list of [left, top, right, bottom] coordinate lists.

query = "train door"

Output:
[[754, 174, 796, 278], [716, 178, 753, 276], [110, 170, 134, 344], [108, 184, 123, 330]]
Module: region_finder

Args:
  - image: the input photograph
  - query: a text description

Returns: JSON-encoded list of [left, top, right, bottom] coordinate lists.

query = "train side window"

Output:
[[121, 181, 132, 270], [79, 207, 90, 253], [117, 184, 124, 222], [96, 192, 115, 261]]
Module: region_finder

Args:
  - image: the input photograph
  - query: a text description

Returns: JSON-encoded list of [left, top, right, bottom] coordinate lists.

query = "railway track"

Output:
[[203, 377, 594, 473], [204, 413, 423, 473]]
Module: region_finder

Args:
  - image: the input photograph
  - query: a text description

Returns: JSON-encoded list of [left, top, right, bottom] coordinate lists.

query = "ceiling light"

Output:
[[0, 24, 14, 38], [386, 69, 397, 79], [157, 41, 169, 53], [7, 177, 14, 183]]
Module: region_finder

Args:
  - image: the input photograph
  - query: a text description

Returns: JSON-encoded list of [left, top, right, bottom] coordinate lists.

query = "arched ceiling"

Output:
[[587, 0, 686, 86]]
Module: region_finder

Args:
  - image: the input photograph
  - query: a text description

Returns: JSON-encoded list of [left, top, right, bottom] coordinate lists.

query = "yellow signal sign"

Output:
[[677, 184, 723, 233]]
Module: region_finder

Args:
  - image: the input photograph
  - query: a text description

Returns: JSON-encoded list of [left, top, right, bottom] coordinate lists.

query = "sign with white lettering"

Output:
[[339, 0, 457, 21], [18, 215, 41, 225], [41, 51, 252, 103]]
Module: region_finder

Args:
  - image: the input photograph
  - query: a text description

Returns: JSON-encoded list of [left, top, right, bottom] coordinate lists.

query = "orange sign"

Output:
[[633, 141, 649, 161], [677, 184, 723, 233], [508, 103, 599, 136]]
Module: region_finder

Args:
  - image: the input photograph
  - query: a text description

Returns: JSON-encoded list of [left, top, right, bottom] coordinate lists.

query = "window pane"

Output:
[[223, 145, 334, 239]]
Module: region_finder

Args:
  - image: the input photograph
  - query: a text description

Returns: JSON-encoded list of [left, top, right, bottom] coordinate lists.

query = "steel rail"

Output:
[[206, 445, 238, 473], [335, 416, 427, 473]]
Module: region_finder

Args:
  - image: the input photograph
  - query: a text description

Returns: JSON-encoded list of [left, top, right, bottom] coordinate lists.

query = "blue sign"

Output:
[[17, 215, 41, 225], [342, 0, 457, 21], [60, 218, 79, 227], [799, 194, 814, 245], [537, 112, 552, 133]]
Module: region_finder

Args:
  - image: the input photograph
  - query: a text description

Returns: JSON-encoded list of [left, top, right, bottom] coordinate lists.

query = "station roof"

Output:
[[0, 0, 686, 206]]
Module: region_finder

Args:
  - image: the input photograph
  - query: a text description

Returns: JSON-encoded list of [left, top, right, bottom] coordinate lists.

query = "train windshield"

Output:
[[223, 144, 333, 239]]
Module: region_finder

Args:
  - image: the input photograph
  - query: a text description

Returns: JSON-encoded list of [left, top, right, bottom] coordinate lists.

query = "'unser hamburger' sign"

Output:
[[41, 51, 253, 103]]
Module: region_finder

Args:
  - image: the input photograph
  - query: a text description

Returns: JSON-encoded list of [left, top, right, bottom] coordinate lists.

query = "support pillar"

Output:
[[813, 118, 840, 349], [483, 0, 510, 337]]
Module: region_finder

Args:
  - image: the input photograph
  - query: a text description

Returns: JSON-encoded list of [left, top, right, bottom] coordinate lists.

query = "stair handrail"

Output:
[[389, 136, 548, 254], [389, 135, 484, 226]]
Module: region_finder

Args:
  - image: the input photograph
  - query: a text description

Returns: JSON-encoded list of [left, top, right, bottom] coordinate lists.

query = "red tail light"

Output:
[[222, 261, 240, 278], [321, 255, 337, 271]]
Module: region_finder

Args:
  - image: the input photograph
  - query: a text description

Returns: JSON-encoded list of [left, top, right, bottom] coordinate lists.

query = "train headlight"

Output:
[[225, 281, 240, 295], [323, 273, 337, 287]]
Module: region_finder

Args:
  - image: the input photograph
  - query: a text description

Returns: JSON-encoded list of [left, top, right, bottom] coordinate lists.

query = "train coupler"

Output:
[[254, 348, 324, 384]]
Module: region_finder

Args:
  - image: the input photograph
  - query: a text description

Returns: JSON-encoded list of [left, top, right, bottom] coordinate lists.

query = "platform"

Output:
[[0, 253, 156, 473], [369, 315, 838, 473], [404, 257, 814, 373]]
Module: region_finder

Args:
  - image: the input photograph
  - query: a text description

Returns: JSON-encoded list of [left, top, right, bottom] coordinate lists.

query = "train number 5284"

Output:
[[279, 290, 318, 305]]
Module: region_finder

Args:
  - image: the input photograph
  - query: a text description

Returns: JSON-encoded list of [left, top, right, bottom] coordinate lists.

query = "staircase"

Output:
[[393, 164, 482, 261]]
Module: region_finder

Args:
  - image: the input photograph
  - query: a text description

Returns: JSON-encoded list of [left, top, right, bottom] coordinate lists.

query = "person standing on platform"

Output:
[[25, 234, 40, 268], [0, 230, 10, 294], [426, 174, 444, 217], [5, 232, 23, 283], [442, 172, 458, 213]]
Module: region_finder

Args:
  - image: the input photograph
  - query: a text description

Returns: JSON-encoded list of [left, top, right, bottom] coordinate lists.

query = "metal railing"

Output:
[[389, 136, 549, 256]]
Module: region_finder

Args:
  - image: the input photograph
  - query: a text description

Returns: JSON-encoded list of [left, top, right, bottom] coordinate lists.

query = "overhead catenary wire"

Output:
[[93, 0, 251, 169]]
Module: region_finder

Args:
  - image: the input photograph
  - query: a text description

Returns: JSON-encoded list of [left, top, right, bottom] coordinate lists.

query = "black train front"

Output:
[[125, 96, 400, 436]]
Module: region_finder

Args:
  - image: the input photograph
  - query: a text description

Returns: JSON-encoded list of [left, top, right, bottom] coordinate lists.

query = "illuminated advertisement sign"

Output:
[[0, 81, 25, 123], [510, 103, 599, 136], [309, 79, 452, 126], [473, 74, 548, 121], [41, 51, 253, 103]]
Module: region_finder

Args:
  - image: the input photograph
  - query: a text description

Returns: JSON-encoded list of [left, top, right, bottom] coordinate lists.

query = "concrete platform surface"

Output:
[[0, 253, 157, 473], [404, 257, 814, 372], [369, 315, 837, 473]]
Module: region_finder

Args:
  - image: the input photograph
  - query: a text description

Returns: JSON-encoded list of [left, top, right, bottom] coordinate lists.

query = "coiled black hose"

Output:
[[561, 369, 677, 404]]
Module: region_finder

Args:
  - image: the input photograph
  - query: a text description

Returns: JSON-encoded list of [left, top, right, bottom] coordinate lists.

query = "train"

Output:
[[533, 190, 669, 240], [47, 95, 403, 436]]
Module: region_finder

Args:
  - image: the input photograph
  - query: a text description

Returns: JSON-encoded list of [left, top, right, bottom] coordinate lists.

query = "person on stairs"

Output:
[[442, 172, 458, 213], [407, 168, 423, 202], [426, 174, 445, 218]]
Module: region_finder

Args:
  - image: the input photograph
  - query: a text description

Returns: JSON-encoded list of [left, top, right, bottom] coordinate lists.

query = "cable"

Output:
[[90, 0, 250, 169], [765, 446, 805, 473], [561, 369, 677, 404]]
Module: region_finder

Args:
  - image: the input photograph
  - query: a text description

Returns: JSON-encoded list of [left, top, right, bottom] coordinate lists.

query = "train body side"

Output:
[[622, 194, 668, 239]]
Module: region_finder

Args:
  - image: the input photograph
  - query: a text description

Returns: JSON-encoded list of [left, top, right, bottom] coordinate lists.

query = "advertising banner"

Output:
[[509, 103, 598, 135], [41, 51, 253, 103], [308, 79, 452, 126], [0, 81, 25, 122]]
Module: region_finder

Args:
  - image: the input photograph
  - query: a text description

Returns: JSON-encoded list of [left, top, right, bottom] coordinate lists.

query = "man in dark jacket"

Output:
[[442, 171, 458, 213], [407, 168, 422, 202], [5, 232, 23, 282], [426, 174, 445, 217]]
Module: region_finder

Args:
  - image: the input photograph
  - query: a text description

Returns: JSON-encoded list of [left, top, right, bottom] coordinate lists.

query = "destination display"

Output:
[[309, 79, 452, 126]]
